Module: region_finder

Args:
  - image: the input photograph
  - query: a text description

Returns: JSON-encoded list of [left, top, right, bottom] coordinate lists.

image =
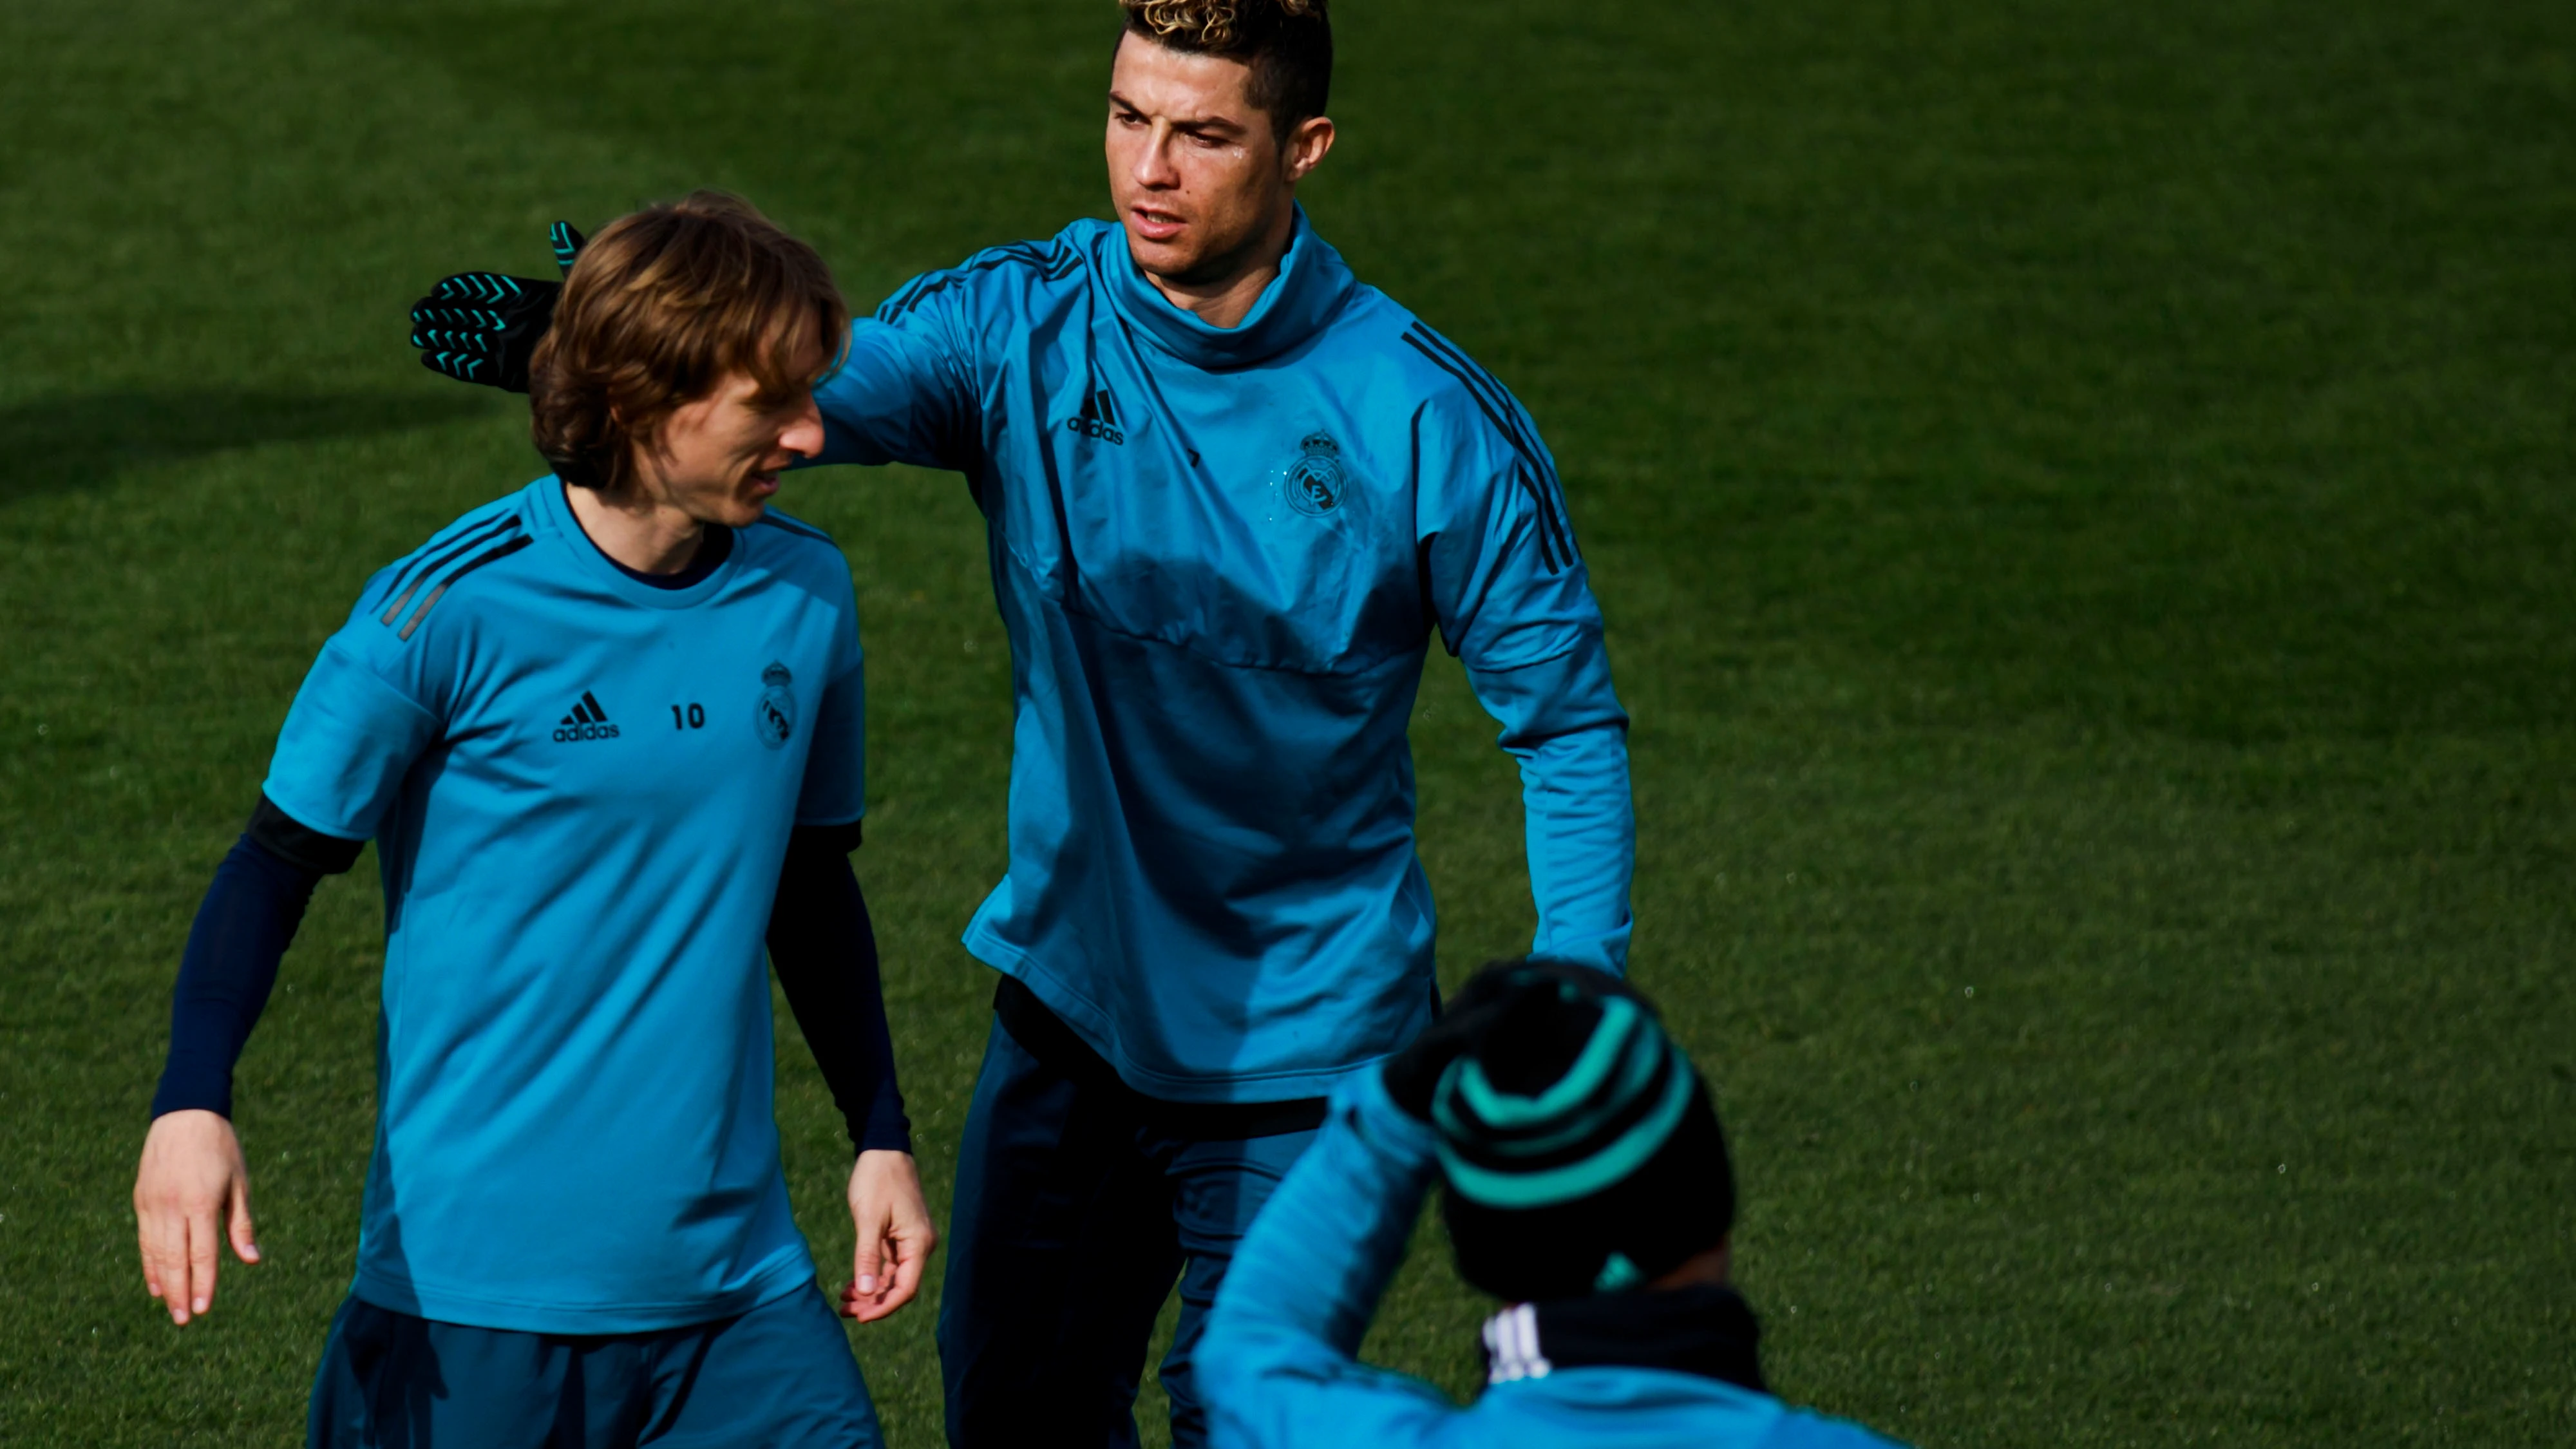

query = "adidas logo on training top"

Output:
[[1063, 386, 1125, 445], [552, 690, 620, 743]]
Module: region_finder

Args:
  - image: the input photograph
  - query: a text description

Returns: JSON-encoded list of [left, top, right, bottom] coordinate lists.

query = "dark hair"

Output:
[[529, 191, 848, 491], [1120, 0, 1332, 140]]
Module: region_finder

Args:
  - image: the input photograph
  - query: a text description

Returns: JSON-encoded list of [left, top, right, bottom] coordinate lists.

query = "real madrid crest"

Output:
[[1285, 431, 1346, 516], [754, 662, 796, 749]]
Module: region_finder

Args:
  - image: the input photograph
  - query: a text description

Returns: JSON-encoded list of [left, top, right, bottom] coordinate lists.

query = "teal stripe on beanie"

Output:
[[1434, 1001, 1665, 1160], [1451, 996, 1645, 1132], [1438, 1041, 1694, 1209], [1431, 984, 1701, 1211]]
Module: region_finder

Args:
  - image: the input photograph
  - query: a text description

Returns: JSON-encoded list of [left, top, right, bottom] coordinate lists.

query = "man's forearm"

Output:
[[767, 829, 912, 1155], [152, 817, 333, 1119], [1470, 641, 1636, 974]]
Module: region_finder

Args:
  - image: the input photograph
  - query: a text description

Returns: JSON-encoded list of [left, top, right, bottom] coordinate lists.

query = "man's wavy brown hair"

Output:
[[1120, 0, 1332, 140], [529, 191, 848, 491]]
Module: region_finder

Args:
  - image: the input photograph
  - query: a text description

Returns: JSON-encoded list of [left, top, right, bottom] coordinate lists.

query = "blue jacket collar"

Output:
[[1101, 205, 1356, 370]]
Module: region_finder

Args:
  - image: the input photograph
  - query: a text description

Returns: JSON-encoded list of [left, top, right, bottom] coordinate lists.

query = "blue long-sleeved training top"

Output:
[[1197, 1071, 1907, 1449], [813, 208, 1634, 1103]]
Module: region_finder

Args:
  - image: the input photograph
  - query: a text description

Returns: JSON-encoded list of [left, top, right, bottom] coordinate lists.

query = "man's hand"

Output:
[[1383, 958, 1633, 1119], [406, 221, 585, 392], [133, 1110, 260, 1325], [840, 1149, 935, 1323]]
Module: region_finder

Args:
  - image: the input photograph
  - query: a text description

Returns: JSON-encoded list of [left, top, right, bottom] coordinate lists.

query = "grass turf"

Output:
[[3, 0, 2571, 1443]]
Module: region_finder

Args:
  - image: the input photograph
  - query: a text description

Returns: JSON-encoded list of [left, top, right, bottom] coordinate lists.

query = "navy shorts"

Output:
[[307, 1282, 879, 1449]]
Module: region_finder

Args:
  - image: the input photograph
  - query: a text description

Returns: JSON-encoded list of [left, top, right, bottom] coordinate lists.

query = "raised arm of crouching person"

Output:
[[1198, 960, 1909, 1449]]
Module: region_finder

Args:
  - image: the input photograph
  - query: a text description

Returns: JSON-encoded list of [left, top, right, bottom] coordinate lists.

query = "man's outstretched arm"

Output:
[[806, 285, 987, 473], [402, 220, 985, 475]]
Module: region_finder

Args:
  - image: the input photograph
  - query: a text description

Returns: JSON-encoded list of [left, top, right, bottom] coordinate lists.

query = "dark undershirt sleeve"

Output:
[[149, 795, 359, 1120], [767, 825, 912, 1157]]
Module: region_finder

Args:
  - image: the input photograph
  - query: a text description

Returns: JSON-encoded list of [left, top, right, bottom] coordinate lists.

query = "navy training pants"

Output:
[[936, 986, 1321, 1449]]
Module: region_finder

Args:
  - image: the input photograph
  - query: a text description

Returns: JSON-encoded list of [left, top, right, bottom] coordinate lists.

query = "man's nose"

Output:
[[781, 398, 825, 459], [1135, 122, 1182, 189]]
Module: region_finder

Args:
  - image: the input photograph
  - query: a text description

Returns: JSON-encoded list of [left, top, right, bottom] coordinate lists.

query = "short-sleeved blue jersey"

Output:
[[813, 210, 1634, 1104], [261, 477, 867, 1334]]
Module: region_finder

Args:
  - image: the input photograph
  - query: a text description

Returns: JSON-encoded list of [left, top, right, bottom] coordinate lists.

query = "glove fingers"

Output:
[[407, 267, 556, 395], [417, 347, 496, 384], [409, 326, 495, 354], [428, 270, 542, 304], [549, 222, 586, 277], [410, 304, 518, 336]]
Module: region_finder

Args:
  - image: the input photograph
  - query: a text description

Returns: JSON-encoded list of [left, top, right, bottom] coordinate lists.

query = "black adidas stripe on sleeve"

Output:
[[1402, 325, 1580, 573], [379, 515, 524, 628], [375, 512, 520, 619], [755, 513, 832, 544], [877, 240, 1080, 321], [388, 530, 534, 642]]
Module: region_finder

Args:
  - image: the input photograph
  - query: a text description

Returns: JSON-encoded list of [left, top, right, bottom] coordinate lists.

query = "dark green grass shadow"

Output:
[[0, 388, 496, 505]]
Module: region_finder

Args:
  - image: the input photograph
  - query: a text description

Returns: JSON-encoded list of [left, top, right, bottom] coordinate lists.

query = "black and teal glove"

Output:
[[407, 221, 586, 392]]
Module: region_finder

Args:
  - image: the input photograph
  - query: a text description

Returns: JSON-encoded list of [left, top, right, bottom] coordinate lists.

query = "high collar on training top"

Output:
[[1104, 204, 1358, 372]]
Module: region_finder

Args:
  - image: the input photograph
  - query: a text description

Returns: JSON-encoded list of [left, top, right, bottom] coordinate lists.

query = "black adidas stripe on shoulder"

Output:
[[374, 509, 519, 616], [1401, 323, 1580, 573], [755, 512, 833, 544], [878, 238, 1082, 320], [377, 515, 532, 643]]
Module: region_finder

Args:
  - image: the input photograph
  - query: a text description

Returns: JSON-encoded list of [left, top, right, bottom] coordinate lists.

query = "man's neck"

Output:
[[1142, 202, 1298, 330], [564, 479, 705, 575]]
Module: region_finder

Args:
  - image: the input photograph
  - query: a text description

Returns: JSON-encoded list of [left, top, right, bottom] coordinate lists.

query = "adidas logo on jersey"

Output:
[[552, 690, 621, 743], [1063, 386, 1125, 446]]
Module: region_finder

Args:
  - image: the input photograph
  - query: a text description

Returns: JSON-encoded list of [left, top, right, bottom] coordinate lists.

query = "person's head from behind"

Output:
[[1432, 961, 1737, 1302], [529, 191, 848, 527], [1107, 0, 1335, 287]]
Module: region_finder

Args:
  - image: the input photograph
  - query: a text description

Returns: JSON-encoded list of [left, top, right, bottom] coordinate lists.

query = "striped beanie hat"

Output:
[[1432, 962, 1734, 1302]]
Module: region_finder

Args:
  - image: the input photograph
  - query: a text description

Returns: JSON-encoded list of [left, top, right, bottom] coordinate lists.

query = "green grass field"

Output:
[[4, 0, 2571, 1443]]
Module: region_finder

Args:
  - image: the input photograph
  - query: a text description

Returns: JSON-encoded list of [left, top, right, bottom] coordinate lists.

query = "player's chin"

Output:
[[726, 473, 782, 523], [1122, 223, 1202, 277]]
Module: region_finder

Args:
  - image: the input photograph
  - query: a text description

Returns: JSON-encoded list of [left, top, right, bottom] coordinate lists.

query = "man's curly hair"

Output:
[[1119, 0, 1332, 139]]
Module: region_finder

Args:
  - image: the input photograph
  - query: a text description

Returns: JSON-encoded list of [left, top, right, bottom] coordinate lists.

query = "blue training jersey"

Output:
[[260, 477, 867, 1333], [813, 209, 1634, 1103]]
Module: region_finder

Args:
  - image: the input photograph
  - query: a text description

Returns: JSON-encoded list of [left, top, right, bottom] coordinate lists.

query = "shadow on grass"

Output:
[[0, 388, 499, 506]]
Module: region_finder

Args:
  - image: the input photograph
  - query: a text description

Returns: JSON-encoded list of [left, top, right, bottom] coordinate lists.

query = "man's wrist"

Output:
[[852, 1099, 912, 1157], [1345, 1069, 1441, 1167], [150, 1066, 234, 1122]]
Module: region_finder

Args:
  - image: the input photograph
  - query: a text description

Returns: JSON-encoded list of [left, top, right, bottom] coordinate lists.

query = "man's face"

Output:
[[1104, 32, 1326, 286], [630, 330, 829, 528]]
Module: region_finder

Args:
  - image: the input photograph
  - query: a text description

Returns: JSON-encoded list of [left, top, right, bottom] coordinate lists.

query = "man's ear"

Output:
[[1283, 114, 1336, 184]]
